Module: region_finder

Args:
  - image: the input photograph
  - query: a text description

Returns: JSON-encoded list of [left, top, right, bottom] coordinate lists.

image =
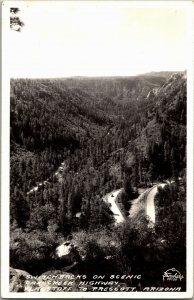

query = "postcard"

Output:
[[1, 1, 193, 298]]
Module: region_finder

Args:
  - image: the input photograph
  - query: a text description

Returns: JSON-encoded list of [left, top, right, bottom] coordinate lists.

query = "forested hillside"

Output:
[[10, 72, 186, 289]]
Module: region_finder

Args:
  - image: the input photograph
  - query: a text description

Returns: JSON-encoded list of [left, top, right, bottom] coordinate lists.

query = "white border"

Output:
[[1, 1, 193, 298]]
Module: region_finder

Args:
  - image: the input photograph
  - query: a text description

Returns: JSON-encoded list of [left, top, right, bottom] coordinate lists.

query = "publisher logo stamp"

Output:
[[163, 268, 184, 281]]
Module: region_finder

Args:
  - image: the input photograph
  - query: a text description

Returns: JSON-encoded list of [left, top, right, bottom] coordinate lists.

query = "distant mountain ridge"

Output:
[[139, 70, 185, 78], [52, 73, 172, 105]]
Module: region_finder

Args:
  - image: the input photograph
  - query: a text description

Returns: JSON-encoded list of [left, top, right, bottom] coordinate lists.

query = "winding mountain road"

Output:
[[129, 183, 167, 225], [26, 162, 67, 195], [145, 183, 165, 223], [104, 189, 125, 224], [104, 183, 167, 225]]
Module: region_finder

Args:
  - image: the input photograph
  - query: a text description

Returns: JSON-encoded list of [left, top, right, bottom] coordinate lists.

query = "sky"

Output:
[[5, 1, 191, 78]]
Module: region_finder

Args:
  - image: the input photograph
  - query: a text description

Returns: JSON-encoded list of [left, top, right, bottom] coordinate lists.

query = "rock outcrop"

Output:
[[9, 267, 84, 292], [9, 267, 38, 292], [51, 240, 81, 269]]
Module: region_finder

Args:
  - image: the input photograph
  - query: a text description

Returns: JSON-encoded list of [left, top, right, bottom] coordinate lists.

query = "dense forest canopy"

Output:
[[10, 72, 186, 290]]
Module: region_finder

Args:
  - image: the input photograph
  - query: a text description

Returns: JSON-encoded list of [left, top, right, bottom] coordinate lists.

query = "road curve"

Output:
[[104, 189, 125, 224], [105, 184, 166, 225], [145, 183, 166, 223]]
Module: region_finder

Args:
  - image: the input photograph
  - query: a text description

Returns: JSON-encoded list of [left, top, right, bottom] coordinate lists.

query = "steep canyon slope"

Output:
[[10, 72, 186, 286]]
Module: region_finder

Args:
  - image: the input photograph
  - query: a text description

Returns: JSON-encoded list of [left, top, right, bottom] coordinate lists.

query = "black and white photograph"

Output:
[[1, 1, 193, 298]]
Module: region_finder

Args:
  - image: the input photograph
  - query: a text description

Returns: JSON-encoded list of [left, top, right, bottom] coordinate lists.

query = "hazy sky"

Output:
[[6, 1, 191, 78]]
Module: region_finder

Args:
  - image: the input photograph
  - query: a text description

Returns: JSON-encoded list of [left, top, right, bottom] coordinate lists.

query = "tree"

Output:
[[11, 187, 30, 228], [148, 163, 155, 185], [10, 8, 24, 32]]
